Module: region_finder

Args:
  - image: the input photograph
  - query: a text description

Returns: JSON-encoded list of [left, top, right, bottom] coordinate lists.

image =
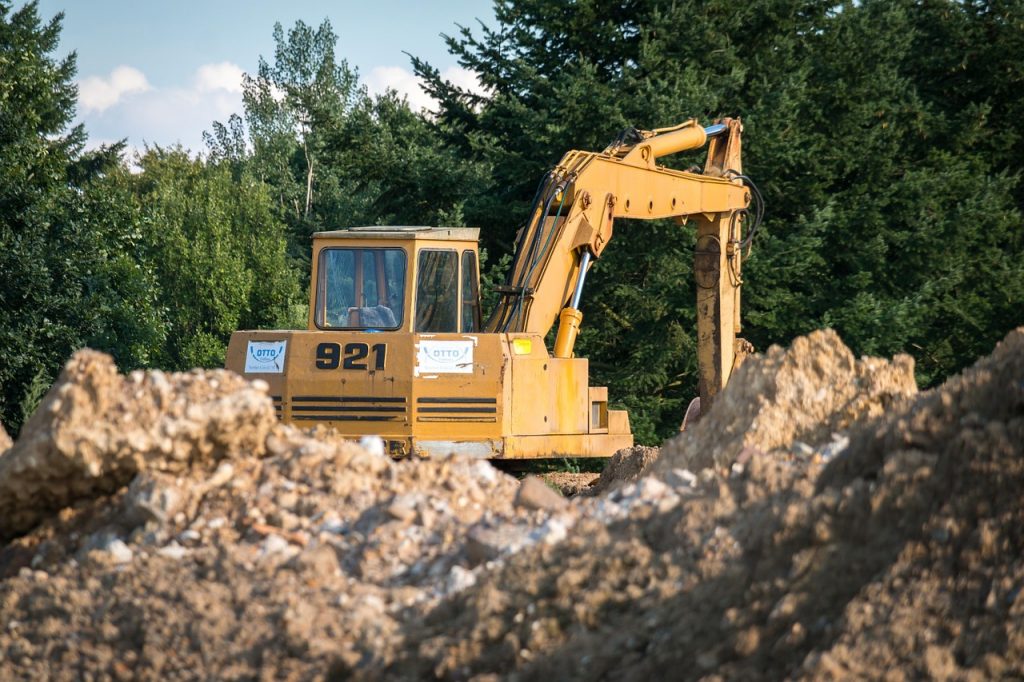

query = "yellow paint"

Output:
[[553, 307, 583, 359], [512, 338, 532, 355]]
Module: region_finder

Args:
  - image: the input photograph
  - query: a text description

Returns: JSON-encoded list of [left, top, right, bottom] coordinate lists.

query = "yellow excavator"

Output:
[[226, 117, 760, 459]]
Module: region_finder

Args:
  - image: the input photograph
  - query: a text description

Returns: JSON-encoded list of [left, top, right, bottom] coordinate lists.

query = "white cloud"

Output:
[[77, 62, 246, 154], [442, 67, 486, 96], [75, 62, 487, 155], [365, 65, 486, 112], [194, 62, 244, 94], [78, 66, 151, 114]]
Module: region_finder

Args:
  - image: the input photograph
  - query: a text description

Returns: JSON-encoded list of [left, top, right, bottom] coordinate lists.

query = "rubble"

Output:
[[515, 475, 569, 511], [586, 444, 660, 495], [656, 328, 918, 474], [0, 350, 276, 541], [0, 328, 1021, 680]]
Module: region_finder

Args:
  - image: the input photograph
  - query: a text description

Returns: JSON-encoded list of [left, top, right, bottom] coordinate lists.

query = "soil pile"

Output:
[[540, 472, 600, 497], [0, 351, 536, 679], [1, 329, 1021, 680], [586, 444, 660, 496], [373, 328, 1023, 680], [0, 350, 276, 541], [656, 328, 919, 474]]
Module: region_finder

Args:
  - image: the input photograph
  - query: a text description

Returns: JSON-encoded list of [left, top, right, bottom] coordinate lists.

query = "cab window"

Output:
[[315, 248, 406, 329], [461, 250, 481, 332], [415, 249, 458, 332]]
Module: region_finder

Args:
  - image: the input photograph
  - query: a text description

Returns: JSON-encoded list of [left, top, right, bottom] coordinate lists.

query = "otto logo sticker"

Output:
[[417, 340, 474, 374], [245, 340, 287, 373]]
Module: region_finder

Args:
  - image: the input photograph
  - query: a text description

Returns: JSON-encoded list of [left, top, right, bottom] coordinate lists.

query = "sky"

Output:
[[33, 0, 494, 154]]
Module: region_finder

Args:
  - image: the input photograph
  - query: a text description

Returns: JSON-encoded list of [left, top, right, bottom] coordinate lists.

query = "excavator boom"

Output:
[[487, 118, 753, 412]]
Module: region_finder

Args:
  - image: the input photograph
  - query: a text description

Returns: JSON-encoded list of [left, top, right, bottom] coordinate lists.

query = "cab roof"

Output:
[[312, 226, 480, 241]]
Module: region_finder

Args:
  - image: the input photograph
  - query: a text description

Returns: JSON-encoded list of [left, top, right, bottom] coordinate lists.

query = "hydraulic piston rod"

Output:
[[553, 250, 592, 358]]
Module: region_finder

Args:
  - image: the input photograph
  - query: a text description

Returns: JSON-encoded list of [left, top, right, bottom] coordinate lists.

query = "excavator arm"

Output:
[[485, 118, 757, 414]]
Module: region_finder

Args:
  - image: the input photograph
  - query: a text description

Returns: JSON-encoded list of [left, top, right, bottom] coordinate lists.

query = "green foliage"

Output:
[[0, 2, 162, 433], [127, 148, 302, 370]]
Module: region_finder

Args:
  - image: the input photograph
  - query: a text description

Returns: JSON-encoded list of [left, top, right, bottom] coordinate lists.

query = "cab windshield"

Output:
[[315, 248, 406, 329]]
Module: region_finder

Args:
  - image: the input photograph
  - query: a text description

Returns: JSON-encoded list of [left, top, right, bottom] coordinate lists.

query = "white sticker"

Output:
[[244, 340, 287, 373], [417, 340, 474, 374]]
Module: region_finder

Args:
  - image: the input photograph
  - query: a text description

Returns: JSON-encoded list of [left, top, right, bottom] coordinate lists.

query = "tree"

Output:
[[127, 147, 303, 370], [0, 2, 164, 433], [209, 19, 491, 262]]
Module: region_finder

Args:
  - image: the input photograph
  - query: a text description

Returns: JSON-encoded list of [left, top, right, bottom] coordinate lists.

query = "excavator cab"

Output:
[[310, 227, 481, 334]]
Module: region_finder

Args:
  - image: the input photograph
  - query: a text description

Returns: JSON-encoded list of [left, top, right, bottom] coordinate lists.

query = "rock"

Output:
[[666, 468, 698, 489], [124, 473, 185, 527], [445, 565, 477, 594], [157, 542, 189, 560], [530, 516, 571, 545], [359, 436, 386, 457], [386, 495, 419, 523], [821, 434, 850, 461], [636, 477, 669, 501], [204, 462, 235, 489], [792, 441, 815, 457], [105, 539, 133, 565], [515, 476, 568, 511], [464, 523, 532, 565], [261, 533, 291, 557], [178, 529, 201, 543]]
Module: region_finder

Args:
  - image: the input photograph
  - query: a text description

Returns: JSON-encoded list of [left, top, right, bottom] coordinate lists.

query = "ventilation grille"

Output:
[[288, 395, 407, 422], [416, 397, 497, 423]]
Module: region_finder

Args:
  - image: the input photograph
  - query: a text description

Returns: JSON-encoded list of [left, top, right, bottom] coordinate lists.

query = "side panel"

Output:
[[508, 334, 588, 436], [227, 330, 415, 445], [410, 333, 506, 442], [226, 329, 633, 459], [502, 433, 633, 459], [226, 331, 292, 421]]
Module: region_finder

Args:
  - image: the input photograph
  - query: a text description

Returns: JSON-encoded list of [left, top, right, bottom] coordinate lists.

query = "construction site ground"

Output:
[[0, 327, 1021, 680]]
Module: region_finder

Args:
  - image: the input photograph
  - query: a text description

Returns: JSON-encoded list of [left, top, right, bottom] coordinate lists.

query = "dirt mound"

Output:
[[586, 445, 660, 495], [1, 329, 1021, 680], [0, 350, 532, 678], [656, 328, 918, 474], [0, 350, 276, 541], [370, 328, 1023, 680], [541, 472, 599, 497]]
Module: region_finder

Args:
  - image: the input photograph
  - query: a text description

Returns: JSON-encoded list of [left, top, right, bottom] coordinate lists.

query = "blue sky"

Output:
[[33, 0, 494, 153]]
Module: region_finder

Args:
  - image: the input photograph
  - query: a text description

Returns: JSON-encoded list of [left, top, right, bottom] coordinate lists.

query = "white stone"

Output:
[[446, 565, 477, 593], [359, 435, 386, 457], [261, 533, 290, 556], [106, 539, 133, 565], [668, 468, 698, 489], [178, 529, 201, 543], [821, 434, 850, 461], [158, 542, 189, 560]]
